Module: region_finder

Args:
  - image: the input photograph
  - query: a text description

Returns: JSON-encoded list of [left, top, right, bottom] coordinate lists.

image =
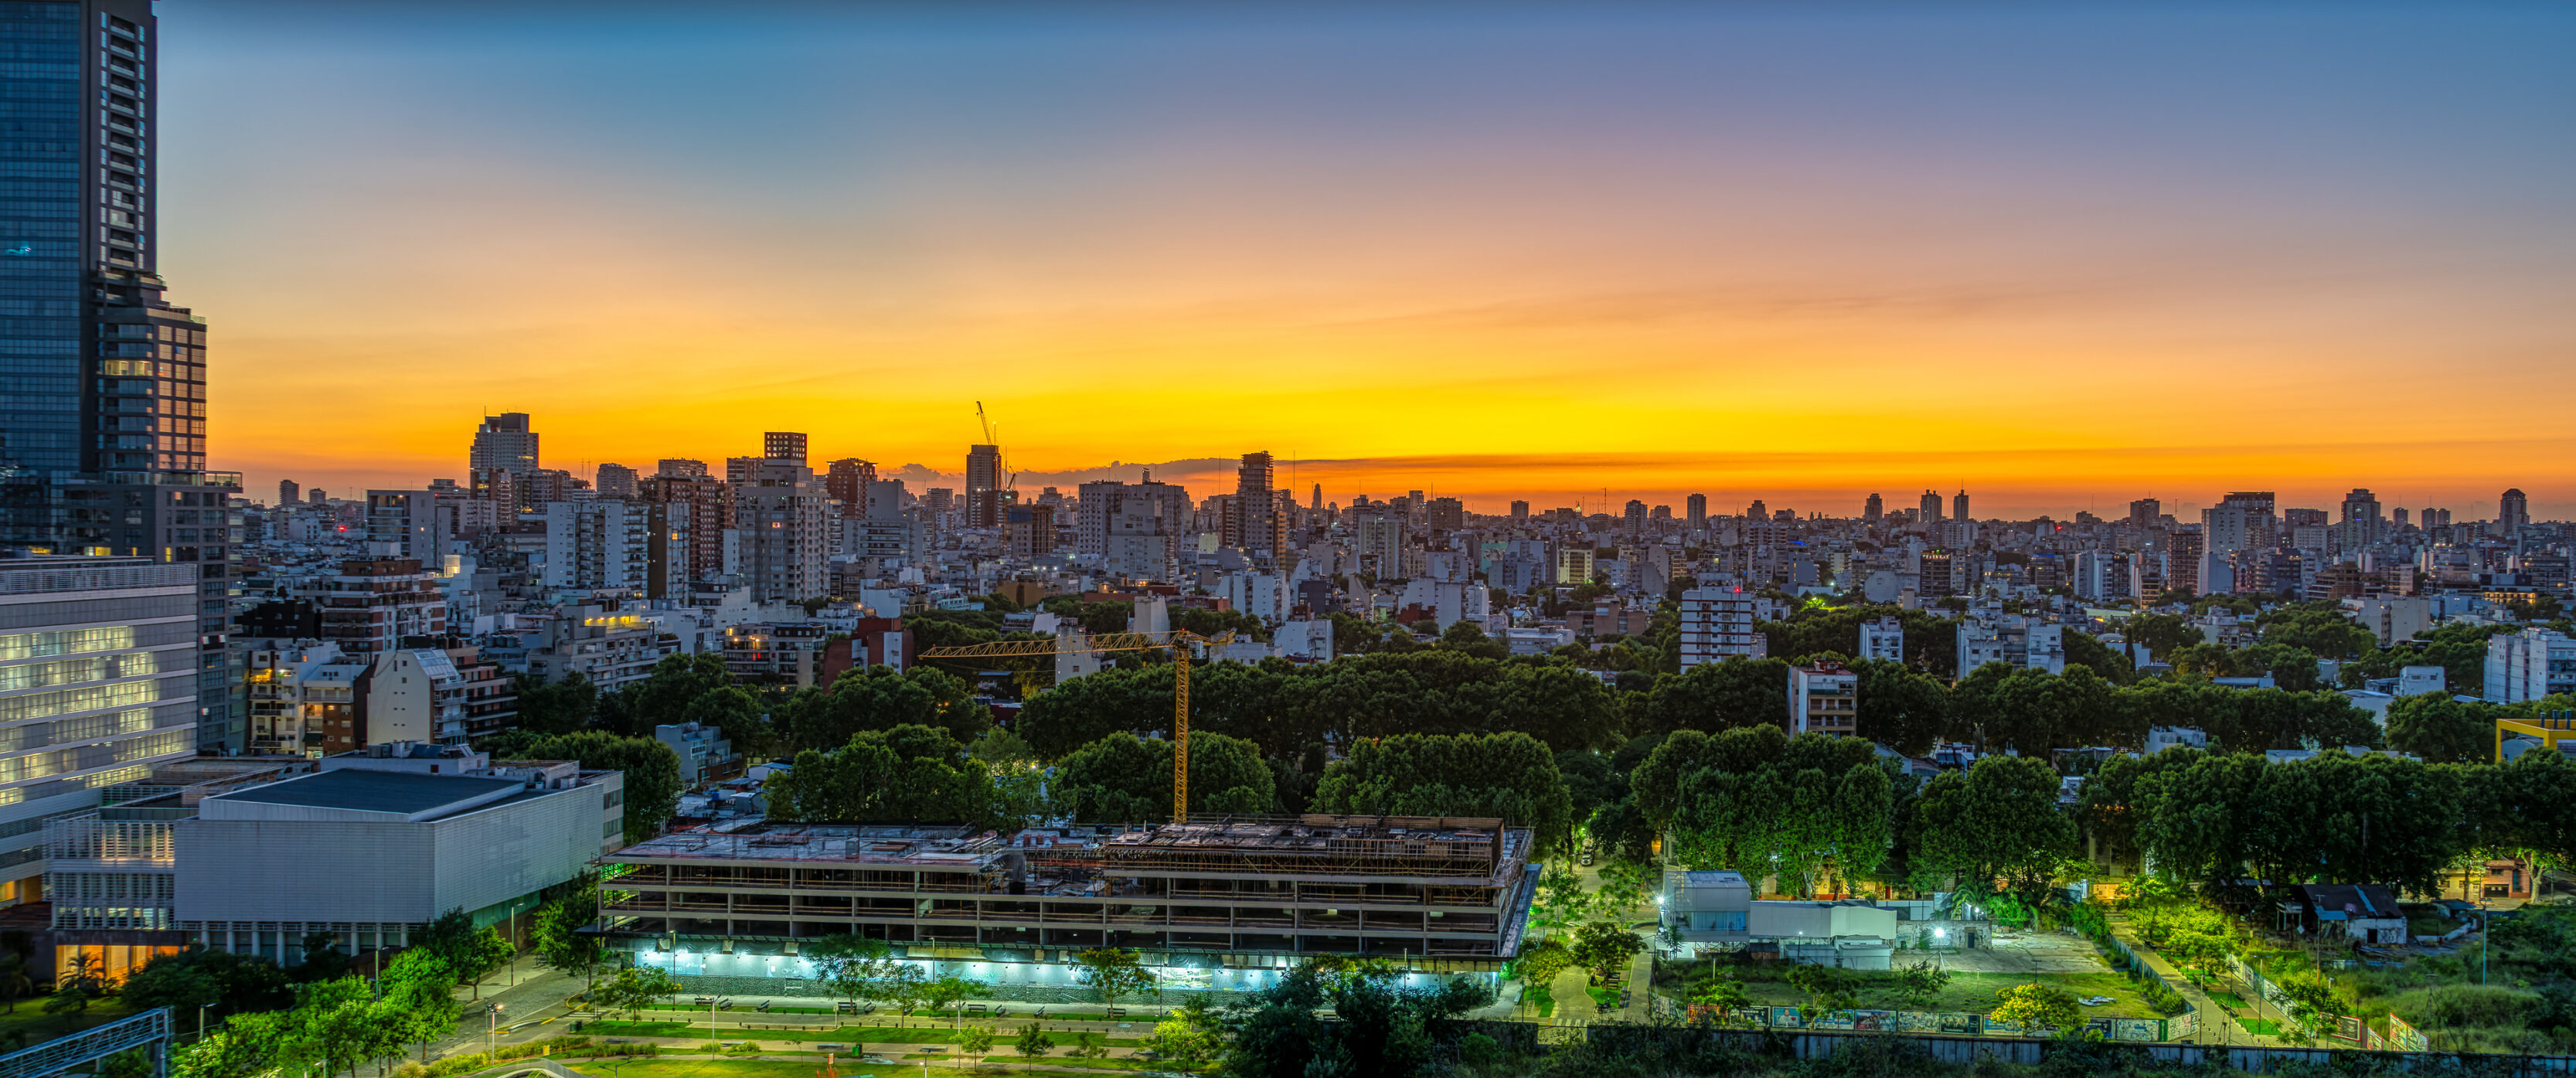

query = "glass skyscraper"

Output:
[[1, 0, 241, 753]]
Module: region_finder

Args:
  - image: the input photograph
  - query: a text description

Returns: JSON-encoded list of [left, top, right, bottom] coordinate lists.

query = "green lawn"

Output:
[[0, 1001, 137, 1047], [2208, 992, 2250, 1010], [563, 1058, 1146, 1078], [2237, 1017, 2284, 1038], [1730, 971, 2163, 1019], [582, 1022, 1142, 1049]]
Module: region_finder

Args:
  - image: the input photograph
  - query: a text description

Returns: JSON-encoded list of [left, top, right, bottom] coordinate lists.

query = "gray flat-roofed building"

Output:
[[154, 759, 624, 955], [199, 770, 522, 822]]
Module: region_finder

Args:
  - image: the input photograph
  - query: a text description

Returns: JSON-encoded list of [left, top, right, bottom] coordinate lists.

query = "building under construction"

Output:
[[597, 814, 1538, 999]]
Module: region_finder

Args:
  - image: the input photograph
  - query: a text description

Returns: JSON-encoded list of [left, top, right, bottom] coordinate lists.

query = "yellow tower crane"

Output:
[[917, 627, 1234, 824]]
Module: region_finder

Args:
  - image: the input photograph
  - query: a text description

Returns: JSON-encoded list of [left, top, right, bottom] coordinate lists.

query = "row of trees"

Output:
[[2080, 747, 2576, 899], [764, 725, 1044, 831], [1625, 727, 2074, 900]]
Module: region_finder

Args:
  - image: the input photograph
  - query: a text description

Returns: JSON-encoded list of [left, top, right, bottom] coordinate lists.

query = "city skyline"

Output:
[[149, 2, 2576, 510]]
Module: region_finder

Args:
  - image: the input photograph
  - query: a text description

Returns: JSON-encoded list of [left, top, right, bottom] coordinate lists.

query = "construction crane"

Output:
[[918, 627, 1234, 824]]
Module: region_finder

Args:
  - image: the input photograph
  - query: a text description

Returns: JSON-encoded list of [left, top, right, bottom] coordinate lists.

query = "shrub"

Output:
[[2139, 979, 2186, 1016], [1458, 1032, 1503, 1066]]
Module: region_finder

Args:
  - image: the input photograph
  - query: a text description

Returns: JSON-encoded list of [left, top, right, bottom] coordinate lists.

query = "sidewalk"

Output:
[[2101, 913, 2278, 1049]]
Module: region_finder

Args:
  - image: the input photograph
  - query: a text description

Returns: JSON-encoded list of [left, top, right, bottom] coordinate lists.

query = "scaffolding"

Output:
[[1024, 814, 1519, 880]]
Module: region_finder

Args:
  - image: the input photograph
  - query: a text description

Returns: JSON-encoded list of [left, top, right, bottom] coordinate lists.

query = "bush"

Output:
[[2139, 979, 2186, 1016], [2388, 984, 2549, 1030], [1458, 1032, 1503, 1066]]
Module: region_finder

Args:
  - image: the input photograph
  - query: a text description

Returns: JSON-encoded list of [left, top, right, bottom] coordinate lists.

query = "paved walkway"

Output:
[[2101, 913, 2279, 1049]]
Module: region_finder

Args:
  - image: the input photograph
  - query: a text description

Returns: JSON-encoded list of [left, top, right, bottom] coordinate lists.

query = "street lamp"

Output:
[[485, 1001, 505, 1057]]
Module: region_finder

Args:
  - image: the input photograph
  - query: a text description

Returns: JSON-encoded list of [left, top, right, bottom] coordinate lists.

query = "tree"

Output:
[[1437, 621, 1509, 661], [764, 724, 1020, 829], [0, 952, 34, 1015], [878, 963, 929, 1026], [1852, 659, 1950, 756], [2122, 614, 2200, 661], [682, 685, 772, 760], [516, 673, 599, 736], [955, 1024, 995, 1070], [1893, 961, 1952, 1010], [1052, 730, 1271, 823], [1787, 964, 1857, 1020], [1989, 982, 2081, 1035], [378, 950, 461, 1062], [1908, 756, 2074, 902], [1071, 947, 1155, 1008], [1627, 656, 1792, 736], [2387, 692, 2500, 763], [44, 953, 103, 1015], [1142, 1014, 1220, 1073], [508, 731, 682, 845], [532, 876, 605, 987], [1691, 978, 1751, 1022], [805, 933, 892, 1013], [1308, 731, 1577, 857], [1012, 1022, 1057, 1059], [924, 973, 982, 1029], [1513, 938, 1573, 991], [1568, 922, 1644, 978], [588, 965, 682, 1021], [787, 665, 987, 750], [614, 653, 735, 735]]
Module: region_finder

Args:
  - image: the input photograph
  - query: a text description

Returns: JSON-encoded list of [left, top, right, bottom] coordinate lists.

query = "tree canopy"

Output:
[[1309, 732, 1577, 857]]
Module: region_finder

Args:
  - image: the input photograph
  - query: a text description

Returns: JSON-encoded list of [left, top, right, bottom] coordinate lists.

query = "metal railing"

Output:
[[0, 1006, 168, 1078]]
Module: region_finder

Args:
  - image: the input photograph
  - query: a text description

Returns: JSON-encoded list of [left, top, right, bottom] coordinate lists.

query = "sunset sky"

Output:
[[162, 2, 2576, 519]]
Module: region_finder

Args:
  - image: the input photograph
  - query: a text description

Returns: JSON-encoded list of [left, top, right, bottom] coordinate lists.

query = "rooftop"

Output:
[[204, 769, 521, 817]]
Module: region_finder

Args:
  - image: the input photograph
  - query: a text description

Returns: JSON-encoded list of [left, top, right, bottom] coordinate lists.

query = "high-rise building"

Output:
[[546, 499, 654, 590], [308, 488, 327, 505], [2203, 491, 2277, 555], [467, 413, 538, 495], [964, 444, 1003, 529], [1685, 493, 1708, 530], [2129, 498, 2160, 532], [1919, 490, 1944, 523], [0, 0, 243, 751], [2339, 488, 2385, 550], [1952, 490, 1970, 522], [728, 437, 827, 602], [825, 458, 877, 516], [278, 480, 299, 507], [656, 458, 708, 479], [1310, 484, 1322, 512], [1862, 493, 1882, 522], [0, 0, 213, 474], [363, 490, 446, 563], [1230, 451, 1281, 560], [2499, 488, 2530, 536], [594, 463, 639, 499], [1509, 500, 1531, 522], [642, 473, 730, 595], [1427, 497, 1464, 532]]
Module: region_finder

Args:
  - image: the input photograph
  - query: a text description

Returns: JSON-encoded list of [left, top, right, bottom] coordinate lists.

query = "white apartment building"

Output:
[[2486, 628, 2576, 703], [1788, 662, 1858, 736], [1678, 587, 1765, 670], [1857, 616, 1904, 663], [544, 499, 655, 591]]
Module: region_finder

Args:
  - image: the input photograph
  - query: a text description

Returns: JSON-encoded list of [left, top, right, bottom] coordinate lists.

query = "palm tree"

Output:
[[0, 954, 32, 1015]]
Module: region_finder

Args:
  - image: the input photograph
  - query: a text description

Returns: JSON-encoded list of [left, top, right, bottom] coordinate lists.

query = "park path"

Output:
[[2100, 913, 2281, 1049]]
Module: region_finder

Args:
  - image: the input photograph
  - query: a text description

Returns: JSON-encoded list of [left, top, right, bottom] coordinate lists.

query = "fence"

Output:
[[1574, 1024, 2576, 1075], [1666, 1001, 2180, 1043]]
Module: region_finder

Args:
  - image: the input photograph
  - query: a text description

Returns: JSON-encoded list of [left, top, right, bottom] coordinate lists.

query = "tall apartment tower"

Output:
[[1951, 490, 1970, 522], [656, 458, 709, 479], [2499, 488, 2530, 536], [2128, 498, 2161, 532], [2339, 488, 2385, 550], [1863, 493, 1884, 522], [965, 444, 1003, 529], [1509, 500, 1530, 521], [2203, 491, 2277, 555], [594, 463, 638, 499], [1918, 490, 1944, 523], [727, 435, 827, 602], [468, 412, 538, 499], [1685, 493, 1708, 531], [1229, 452, 1281, 560], [825, 458, 877, 516], [278, 479, 299, 506]]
